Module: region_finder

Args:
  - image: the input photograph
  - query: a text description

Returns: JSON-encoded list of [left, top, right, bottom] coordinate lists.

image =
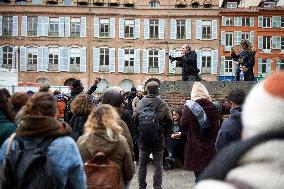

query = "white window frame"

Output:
[[201, 51, 211, 74], [281, 17, 284, 28], [201, 21, 211, 40], [281, 37, 284, 52], [48, 47, 59, 71], [227, 2, 237, 8], [263, 36, 271, 52], [124, 48, 134, 67], [263, 17, 271, 28], [241, 17, 250, 26], [224, 57, 234, 75], [49, 17, 59, 37], [70, 48, 80, 65], [279, 60, 284, 70], [100, 48, 109, 66], [27, 47, 38, 71], [124, 19, 134, 38], [149, 19, 159, 39], [225, 32, 233, 48], [241, 32, 250, 41], [225, 17, 234, 26], [259, 59, 268, 74], [148, 49, 159, 73], [27, 16, 38, 36], [176, 20, 186, 39], [2, 16, 13, 36], [149, 1, 160, 8], [99, 19, 110, 38], [70, 18, 80, 37], [2, 46, 13, 69]]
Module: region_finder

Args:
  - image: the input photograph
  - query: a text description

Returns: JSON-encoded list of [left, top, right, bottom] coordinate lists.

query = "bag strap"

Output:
[[5, 133, 16, 157]]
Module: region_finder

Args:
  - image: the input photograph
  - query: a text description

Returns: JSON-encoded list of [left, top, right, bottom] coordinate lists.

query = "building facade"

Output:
[[0, 0, 220, 92]]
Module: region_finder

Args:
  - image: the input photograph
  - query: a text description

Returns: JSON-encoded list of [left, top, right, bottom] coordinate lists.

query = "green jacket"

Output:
[[0, 109, 16, 147]]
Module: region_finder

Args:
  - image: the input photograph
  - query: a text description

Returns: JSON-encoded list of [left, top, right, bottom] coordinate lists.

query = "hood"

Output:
[[191, 82, 212, 102], [230, 107, 242, 120]]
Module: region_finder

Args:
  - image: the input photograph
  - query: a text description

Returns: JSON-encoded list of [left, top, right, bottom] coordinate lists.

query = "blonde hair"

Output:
[[84, 104, 122, 139]]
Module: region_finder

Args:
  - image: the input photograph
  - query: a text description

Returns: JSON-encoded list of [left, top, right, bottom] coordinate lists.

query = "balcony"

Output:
[[176, 0, 186, 7], [78, 0, 89, 5], [108, 0, 119, 6], [93, 0, 103, 5], [124, 0, 134, 7]]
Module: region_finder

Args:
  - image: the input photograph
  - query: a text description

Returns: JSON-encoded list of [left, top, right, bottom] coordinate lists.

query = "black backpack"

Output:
[[0, 135, 58, 189], [138, 98, 161, 144]]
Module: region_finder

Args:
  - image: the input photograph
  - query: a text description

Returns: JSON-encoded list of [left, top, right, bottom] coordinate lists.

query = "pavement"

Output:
[[129, 165, 196, 189]]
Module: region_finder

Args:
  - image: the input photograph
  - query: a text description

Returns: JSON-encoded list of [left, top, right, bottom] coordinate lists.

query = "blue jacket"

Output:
[[215, 107, 243, 151], [0, 109, 16, 147], [0, 136, 87, 189]]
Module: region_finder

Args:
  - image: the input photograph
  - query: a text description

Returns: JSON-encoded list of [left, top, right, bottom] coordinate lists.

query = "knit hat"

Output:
[[191, 82, 212, 101], [131, 86, 137, 94], [242, 71, 284, 138], [146, 81, 159, 95]]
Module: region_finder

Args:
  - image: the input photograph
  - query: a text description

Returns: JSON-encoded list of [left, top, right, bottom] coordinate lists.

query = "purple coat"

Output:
[[181, 99, 220, 172]]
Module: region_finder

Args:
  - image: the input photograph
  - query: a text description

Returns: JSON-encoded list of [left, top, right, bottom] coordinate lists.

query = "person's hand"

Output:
[[231, 47, 236, 54], [94, 77, 101, 85]]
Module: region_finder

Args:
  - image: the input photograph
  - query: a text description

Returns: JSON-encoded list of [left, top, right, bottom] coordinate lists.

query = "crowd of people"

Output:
[[0, 71, 283, 189]]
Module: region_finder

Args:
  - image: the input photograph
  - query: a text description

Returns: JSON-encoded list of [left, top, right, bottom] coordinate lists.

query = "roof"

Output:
[[219, 7, 259, 12], [278, 0, 284, 5], [238, 0, 262, 7]]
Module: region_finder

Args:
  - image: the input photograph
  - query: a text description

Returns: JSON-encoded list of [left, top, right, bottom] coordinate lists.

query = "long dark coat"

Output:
[[180, 99, 220, 172]]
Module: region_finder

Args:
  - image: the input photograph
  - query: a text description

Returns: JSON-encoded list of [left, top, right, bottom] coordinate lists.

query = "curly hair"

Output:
[[21, 92, 57, 117], [10, 92, 29, 109], [71, 94, 95, 115], [240, 39, 252, 52], [84, 104, 122, 139]]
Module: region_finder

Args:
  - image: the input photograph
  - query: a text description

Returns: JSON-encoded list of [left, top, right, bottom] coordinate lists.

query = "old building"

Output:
[[0, 0, 219, 92], [219, 0, 284, 81]]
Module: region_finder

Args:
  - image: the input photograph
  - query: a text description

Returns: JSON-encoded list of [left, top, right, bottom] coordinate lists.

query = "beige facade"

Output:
[[0, 0, 219, 92]]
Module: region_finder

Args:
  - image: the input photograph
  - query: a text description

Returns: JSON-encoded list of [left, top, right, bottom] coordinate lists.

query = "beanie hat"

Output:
[[131, 86, 137, 94], [191, 82, 212, 102], [146, 81, 159, 95], [242, 71, 284, 138]]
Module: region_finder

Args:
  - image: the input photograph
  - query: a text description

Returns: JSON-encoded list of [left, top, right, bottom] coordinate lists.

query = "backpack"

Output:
[[138, 98, 161, 144], [84, 152, 120, 189], [0, 135, 57, 189]]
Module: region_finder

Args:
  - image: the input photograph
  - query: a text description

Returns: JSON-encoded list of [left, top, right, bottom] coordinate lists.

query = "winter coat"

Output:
[[180, 99, 219, 172], [215, 107, 242, 151], [0, 109, 16, 147], [0, 115, 86, 189], [176, 51, 199, 77], [69, 114, 89, 141], [134, 94, 173, 152], [77, 128, 135, 189]]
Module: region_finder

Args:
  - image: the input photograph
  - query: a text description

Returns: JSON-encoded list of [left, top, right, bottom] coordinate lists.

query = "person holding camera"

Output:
[[169, 44, 200, 81]]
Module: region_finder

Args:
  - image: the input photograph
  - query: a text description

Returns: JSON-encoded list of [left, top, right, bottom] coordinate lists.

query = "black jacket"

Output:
[[69, 114, 89, 141], [176, 51, 199, 77]]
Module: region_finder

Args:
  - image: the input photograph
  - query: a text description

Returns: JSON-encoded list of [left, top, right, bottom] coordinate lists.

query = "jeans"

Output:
[[138, 149, 164, 189]]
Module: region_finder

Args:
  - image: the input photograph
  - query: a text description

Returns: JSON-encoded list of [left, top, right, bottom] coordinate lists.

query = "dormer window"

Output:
[[204, 0, 212, 8], [227, 2, 237, 8], [263, 2, 276, 8], [149, 0, 160, 8], [176, 0, 186, 8], [94, 0, 104, 6], [109, 0, 119, 6], [191, 1, 199, 8]]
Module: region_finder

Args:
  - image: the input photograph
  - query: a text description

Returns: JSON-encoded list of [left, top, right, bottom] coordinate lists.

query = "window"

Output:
[[263, 2, 275, 8], [148, 49, 159, 73], [32, 0, 42, 4], [70, 48, 80, 72], [242, 17, 250, 26], [100, 48, 109, 66], [2, 46, 13, 69], [201, 52, 211, 74], [2, 16, 13, 36], [281, 17, 284, 28], [225, 17, 234, 26], [192, 2, 199, 8], [241, 32, 249, 41], [225, 57, 233, 74], [263, 36, 271, 51], [27, 47, 37, 71], [226, 33, 233, 47], [149, 0, 160, 8], [49, 18, 59, 37], [279, 60, 284, 70], [27, 17, 38, 36], [227, 2, 237, 8], [176, 20, 186, 39], [202, 21, 211, 39], [124, 49, 134, 67], [263, 17, 271, 28], [259, 59, 268, 74], [64, 0, 72, 5], [281, 37, 284, 51], [149, 19, 159, 39], [48, 47, 59, 71], [100, 19, 110, 37], [124, 19, 134, 38], [70, 18, 80, 37]]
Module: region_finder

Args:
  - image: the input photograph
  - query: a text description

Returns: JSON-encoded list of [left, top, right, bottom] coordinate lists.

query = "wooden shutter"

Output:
[[65, 17, 70, 37], [234, 17, 241, 26], [59, 17, 65, 37], [196, 20, 202, 40], [221, 31, 225, 46], [20, 46, 27, 71], [168, 49, 175, 74], [80, 17, 86, 37], [93, 48, 100, 72], [37, 16, 43, 37], [250, 17, 254, 27], [43, 47, 48, 71], [250, 31, 254, 47], [170, 19, 176, 40], [142, 49, 149, 73], [13, 46, 18, 70], [134, 19, 140, 39], [186, 19, 191, 39], [258, 16, 263, 27], [212, 20, 217, 40], [196, 50, 202, 72], [258, 58, 262, 75], [43, 17, 49, 37], [12, 16, 18, 36], [109, 48, 115, 72], [276, 58, 281, 71], [258, 36, 263, 49], [118, 48, 125, 72], [0, 47, 3, 68], [94, 17, 100, 38], [134, 48, 140, 73], [59, 47, 69, 71], [222, 16, 226, 26], [37, 47, 43, 71], [144, 19, 149, 40], [234, 31, 241, 45], [80, 47, 86, 72], [267, 59, 271, 74], [21, 16, 27, 36], [0, 16, 2, 36], [272, 16, 281, 28], [110, 18, 115, 38], [220, 56, 225, 76], [158, 49, 165, 74], [158, 19, 164, 40], [119, 18, 125, 39], [272, 36, 281, 49], [211, 50, 218, 74]]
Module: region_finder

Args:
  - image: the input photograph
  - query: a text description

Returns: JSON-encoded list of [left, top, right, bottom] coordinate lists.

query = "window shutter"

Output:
[[80, 47, 86, 72], [65, 17, 70, 37], [159, 49, 165, 74], [258, 16, 263, 27], [168, 49, 175, 74], [144, 19, 149, 40], [220, 56, 225, 76], [221, 31, 225, 46], [186, 19, 191, 39], [118, 48, 125, 72], [234, 17, 241, 26], [196, 50, 202, 72], [134, 19, 140, 39], [20, 46, 27, 71], [59, 17, 65, 37], [80, 17, 86, 38], [0, 47, 2, 68], [119, 18, 125, 39], [158, 19, 164, 40], [43, 47, 48, 71], [258, 36, 263, 49], [267, 59, 271, 74], [250, 17, 254, 27], [222, 16, 226, 26], [94, 17, 99, 38], [12, 16, 18, 36], [276, 58, 281, 71], [21, 16, 27, 36], [109, 48, 115, 72], [134, 48, 141, 73], [110, 18, 115, 38], [0, 16, 2, 36], [258, 58, 262, 75], [272, 16, 281, 28], [196, 20, 202, 40], [59, 47, 69, 71], [250, 31, 254, 47], [93, 48, 100, 72], [272, 36, 276, 49], [211, 50, 218, 74], [37, 47, 43, 71], [43, 16, 49, 36], [212, 19, 217, 40], [37, 16, 43, 37], [234, 31, 241, 45], [170, 19, 176, 40], [142, 49, 149, 73]]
